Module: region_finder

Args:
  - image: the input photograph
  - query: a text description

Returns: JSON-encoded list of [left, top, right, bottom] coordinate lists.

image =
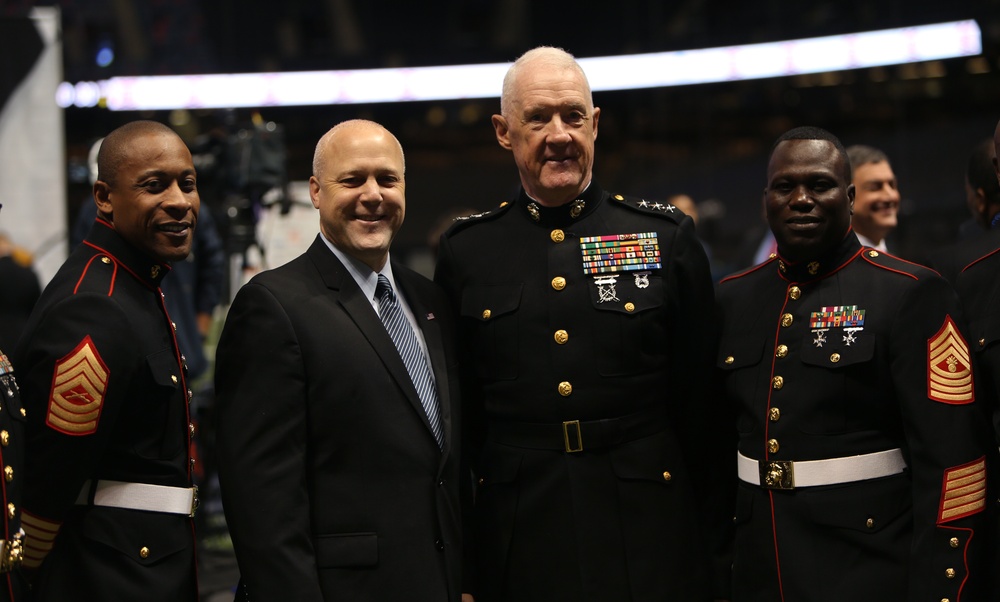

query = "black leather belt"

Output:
[[487, 408, 668, 453]]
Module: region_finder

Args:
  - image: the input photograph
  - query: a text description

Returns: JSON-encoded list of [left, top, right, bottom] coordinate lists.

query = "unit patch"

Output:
[[580, 232, 661, 275], [927, 316, 973, 404], [937, 456, 986, 523], [47, 335, 108, 436]]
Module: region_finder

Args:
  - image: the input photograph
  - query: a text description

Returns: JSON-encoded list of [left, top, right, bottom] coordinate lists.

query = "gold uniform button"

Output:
[[772, 376, 784, 390], [19, 408, 24, 417], [725, 356, 734, 365], [3, 466, 12, 482], [767, 439, 779, 454], [482, 309, 492, 320], [788, 286, 801, 300], [945, 568, 956, 579], [624, 302, 635, 312], [550, 229, 565, 243], [830, 353, 841, 363], [151, 265, 161, 278], [769, 407, 781, 422], [140, 547, 150, 559], [101, 257, 111, 264], [551, 277, 567, 291], [170, 375, 178, 384], [868, 250, 879, 258], [6, 503, 14, 519], [866, 517, 875, 529], [189, 423, 196, 436], [0, 430, 8, 447], [979, 338, 986, 348], [554, 330, 569, 345], [780, 313, 793, 327], [171, 321, 177, 332], [558, 381, 573, 397], [662, 471, 672, 482], [949, 537, 960, 548], [614, 194, 624, 201], [775, 345, 788, 358], [477, 477, 485, 486]]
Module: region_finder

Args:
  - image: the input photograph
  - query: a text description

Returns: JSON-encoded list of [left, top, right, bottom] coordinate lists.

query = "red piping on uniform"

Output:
[[74, 253, 117, 296], [960, 245, 1000, 274], [940, 524, 974, 601], [768, 491, 786, 602], [82, 241, 165, 292], [861, 253, 920, 280]]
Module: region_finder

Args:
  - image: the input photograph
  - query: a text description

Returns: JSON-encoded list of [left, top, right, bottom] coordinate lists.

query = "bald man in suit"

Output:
[[215, 120, 461, 601]]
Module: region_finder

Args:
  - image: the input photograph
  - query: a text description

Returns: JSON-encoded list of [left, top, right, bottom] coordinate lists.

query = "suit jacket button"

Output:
[[435, 539, 445, 551]]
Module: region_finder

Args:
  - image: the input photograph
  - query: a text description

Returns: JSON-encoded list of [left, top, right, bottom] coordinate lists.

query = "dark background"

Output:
[[9, 0, 1000, 275]]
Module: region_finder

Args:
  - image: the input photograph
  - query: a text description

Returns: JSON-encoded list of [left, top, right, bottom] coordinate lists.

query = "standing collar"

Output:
[[83, 218, 171, 289], [775, 231, 863, 282], [516, 181, 606, 226]]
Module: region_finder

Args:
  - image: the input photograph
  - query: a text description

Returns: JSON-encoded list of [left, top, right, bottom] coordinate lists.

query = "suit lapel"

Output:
[[307, 238, 441, 449]]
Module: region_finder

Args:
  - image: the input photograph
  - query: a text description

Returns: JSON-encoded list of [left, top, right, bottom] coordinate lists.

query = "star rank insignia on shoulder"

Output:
[[610, 193, 684, 224], [444, 201, 512, 236]]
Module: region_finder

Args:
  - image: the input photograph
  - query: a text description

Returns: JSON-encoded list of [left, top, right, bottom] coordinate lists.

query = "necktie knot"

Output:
[[376, 274, 395, 303]]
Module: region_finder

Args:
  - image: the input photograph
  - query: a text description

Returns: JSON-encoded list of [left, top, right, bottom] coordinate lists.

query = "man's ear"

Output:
[[592, 106, 600, 141], [93, 181, 113, 221], [492, 114, 512, 151], [847, 183, 856, 215], [308, 176, 322, 210]]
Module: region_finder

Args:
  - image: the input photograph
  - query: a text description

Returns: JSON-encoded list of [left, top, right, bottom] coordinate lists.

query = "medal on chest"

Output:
[[808, 305, 866, 347], [580, 232, 660, 301]]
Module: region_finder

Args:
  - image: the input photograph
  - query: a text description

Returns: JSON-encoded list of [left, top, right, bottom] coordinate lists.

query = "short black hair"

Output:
[[772, 126, 851, 181], [96, 120, 178, 186], [845, 144, 889, 172]]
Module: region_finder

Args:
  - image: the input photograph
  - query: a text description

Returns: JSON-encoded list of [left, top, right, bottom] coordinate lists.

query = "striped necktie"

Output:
[[376, 274, 444, 448]]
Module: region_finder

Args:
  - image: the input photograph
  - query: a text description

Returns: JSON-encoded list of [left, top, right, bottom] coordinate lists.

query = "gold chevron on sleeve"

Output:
[[46, 335, 109, 436], [927, 316, 973, 404]]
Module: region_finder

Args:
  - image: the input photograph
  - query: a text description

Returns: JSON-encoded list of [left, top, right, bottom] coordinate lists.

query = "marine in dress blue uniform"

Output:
[[717, 127, 988, 602], [13, 122, 199, 601]]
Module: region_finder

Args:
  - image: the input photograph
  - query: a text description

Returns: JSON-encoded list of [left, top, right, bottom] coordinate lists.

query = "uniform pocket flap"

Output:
[[460, 284, 522, 322], [805, 475, 911, 532], [800, 334, 875, 368], [79, 508, 191, 565], [717, 337, 764, 370], [146, 349, 181, 389], [315, 532, 379, 568], [970, 314, 1000, 354]]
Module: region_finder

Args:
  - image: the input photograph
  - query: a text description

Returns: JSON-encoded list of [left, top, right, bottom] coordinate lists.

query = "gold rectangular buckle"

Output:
[[189, 485, 200, 517], [562, 420, 583, 453], [759, 460, 795, 490]]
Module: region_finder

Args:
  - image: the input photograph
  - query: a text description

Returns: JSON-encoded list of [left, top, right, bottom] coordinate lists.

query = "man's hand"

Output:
[[462, 594, 475, 602]]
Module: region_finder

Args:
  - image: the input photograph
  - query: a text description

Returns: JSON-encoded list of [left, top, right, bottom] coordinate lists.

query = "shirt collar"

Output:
[[319, 234, 397, 304]]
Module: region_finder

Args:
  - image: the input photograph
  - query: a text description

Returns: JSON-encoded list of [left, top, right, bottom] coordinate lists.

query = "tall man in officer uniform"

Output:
[[0, 204, 26, 601], [13, 121, 199, 600], [717, 126, 988, 601], [436, 47, 728, 602]]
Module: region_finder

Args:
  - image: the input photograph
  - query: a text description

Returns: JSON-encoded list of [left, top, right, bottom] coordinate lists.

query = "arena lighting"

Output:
[[56, 19, 981, 111]]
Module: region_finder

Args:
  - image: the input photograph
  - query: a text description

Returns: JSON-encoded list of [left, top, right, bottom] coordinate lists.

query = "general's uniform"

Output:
[[717, 233, 988, 602], [435, 184, 729, 602], [0, 350, 25, 601], [12, 219, 197, 601]]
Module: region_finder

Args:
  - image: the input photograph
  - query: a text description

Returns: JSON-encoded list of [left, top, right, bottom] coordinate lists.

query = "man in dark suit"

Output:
[[215, 119, 461, 601], [435, 47, 729, 602], [717, 126, 988, 601]]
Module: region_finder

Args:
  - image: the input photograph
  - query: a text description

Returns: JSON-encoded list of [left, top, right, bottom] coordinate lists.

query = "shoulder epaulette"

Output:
[[443, 201, 514, 236], [608, 193, 685, 224], [72, 252, 118, 296], [860, 248, 934, 281]]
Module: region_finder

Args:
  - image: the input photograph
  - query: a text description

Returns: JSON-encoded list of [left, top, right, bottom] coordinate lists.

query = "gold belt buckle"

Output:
[[190, 485, 200, 517], [760, 460, 795, 490], [562, 420, 583, 453]]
